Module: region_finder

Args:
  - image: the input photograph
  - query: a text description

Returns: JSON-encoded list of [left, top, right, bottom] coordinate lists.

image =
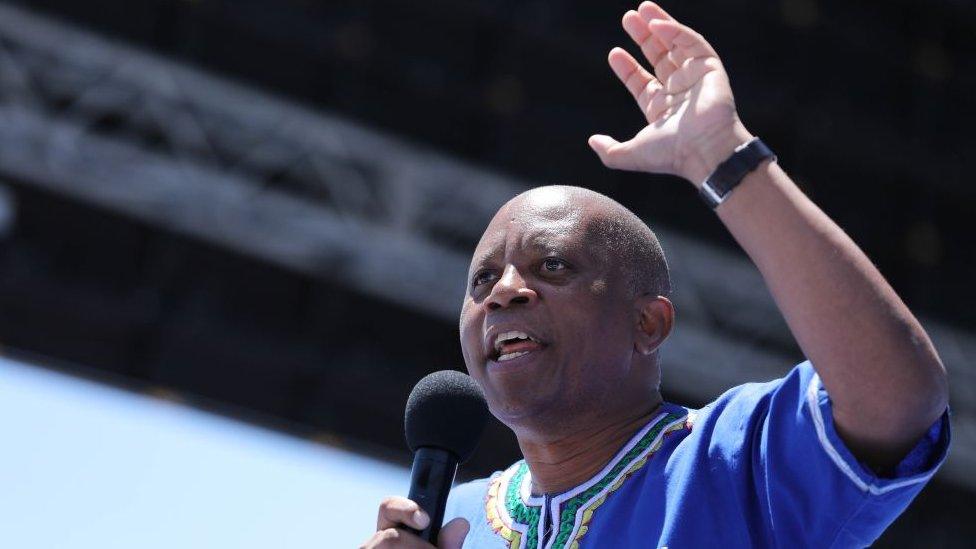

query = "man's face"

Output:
[[459, 189, 637, 429]]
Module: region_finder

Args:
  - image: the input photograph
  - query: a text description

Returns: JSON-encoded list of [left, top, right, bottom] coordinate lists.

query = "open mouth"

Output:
[[490, 330, 547, 362]]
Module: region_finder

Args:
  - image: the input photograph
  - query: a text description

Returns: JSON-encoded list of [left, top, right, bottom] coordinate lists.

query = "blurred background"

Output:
[[0, 0, 971, 546]]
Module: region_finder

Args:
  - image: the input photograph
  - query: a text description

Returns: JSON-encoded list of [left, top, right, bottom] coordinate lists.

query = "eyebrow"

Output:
[[469, 228, 581, 272]]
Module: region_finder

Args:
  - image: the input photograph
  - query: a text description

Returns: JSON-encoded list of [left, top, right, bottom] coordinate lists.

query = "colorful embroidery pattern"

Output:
[[484, 410, 689, 549], [485, 470, 526, 549], [486, 459, 540, 549], [505, 464, 540, 548], [559, 416, 688, 548]]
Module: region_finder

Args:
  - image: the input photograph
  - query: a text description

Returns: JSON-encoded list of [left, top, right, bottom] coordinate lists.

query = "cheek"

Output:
[[459, 298, 477, 332], [566, 297, 633, 362], [589, 278, 607, 295], [459, 300, 470, 335], [458, 301, 482, 359]]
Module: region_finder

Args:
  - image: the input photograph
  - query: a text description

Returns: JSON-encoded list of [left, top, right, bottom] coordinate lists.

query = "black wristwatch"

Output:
[[698, 137, 776, 209]]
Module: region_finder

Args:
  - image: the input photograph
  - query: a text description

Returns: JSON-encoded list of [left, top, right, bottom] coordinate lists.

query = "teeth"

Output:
[[493, 330, 537, 351], [497, 350, 530, 362]]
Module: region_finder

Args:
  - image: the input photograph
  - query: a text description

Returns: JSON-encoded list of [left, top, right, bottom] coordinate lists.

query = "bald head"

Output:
[[460, 185, 673, 434], [498, 185, 670, 299]]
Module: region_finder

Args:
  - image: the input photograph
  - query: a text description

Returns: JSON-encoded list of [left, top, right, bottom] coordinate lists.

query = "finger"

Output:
[[608, 46, 653, 97], [645, 20, 718, 87], [362, 527, 431, 549], [637, 1, 675, 23], [607, 47, 662, 113], [665, 42, 717, 72], [665, 56, 719, 94], [437, 518, 470, 549], [621, 10, 676, 78], [648, 19, 717, 63], [377, 497, 430, 531], [588, 134, 635, 171]]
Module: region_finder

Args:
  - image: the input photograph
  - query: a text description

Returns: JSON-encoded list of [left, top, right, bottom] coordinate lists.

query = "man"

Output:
[[361, 2, 950, 547]]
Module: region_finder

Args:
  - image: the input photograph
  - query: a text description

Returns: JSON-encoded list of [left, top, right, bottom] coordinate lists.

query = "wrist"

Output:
[[681, 120, 755, 187]]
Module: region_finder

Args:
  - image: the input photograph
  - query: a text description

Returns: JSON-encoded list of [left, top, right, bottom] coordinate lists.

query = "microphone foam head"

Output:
[[404, 370, 489, 463]]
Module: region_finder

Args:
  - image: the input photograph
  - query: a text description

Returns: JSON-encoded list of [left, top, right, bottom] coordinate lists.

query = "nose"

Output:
[[486, 264, 538, 311]]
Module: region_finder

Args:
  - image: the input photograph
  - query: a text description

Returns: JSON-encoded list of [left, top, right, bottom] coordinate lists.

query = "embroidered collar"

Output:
[[485, 406, 690, 549]]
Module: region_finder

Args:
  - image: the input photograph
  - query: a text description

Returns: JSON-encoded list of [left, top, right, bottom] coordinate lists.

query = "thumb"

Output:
[[588, 134, 630, 170], [437, 517, 469, 549]]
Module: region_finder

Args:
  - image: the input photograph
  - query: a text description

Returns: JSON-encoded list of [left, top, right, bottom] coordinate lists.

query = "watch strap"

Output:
[[698, 137, 776, 209]]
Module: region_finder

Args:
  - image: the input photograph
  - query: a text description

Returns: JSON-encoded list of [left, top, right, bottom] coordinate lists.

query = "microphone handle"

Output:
[[406, 447, 459, 543]]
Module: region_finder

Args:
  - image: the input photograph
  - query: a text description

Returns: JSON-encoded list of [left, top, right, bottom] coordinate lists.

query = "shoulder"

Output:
[[445, 464, 524, 547], [689, 361, 815, 430], [444, 464, 514, 522], [666, 362, 818, 471], [448, 475, 493, 507]]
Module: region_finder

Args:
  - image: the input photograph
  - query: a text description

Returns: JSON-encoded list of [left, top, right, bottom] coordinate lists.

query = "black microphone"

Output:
[[404, 370, 489, 543]]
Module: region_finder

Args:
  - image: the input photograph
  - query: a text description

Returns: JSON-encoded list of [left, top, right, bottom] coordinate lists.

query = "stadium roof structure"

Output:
[[0, 2, 972, 495]]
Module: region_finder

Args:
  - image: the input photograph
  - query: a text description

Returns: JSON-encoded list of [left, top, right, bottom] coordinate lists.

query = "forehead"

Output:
[[472, 189, 603, 262]]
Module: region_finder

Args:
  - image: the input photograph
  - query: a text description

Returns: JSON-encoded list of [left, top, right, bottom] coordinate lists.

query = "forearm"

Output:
[[701, 126, 947, 466]]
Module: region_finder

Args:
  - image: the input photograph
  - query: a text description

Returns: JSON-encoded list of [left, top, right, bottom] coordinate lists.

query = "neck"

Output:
[[516, 397, 663, 495]]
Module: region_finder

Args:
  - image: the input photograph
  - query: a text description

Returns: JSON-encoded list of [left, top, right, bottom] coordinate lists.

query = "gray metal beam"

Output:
[[0, 2, 972, 489]]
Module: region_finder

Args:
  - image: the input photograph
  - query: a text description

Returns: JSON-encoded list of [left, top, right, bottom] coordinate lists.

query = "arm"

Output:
[[589, 1, 948, 469]]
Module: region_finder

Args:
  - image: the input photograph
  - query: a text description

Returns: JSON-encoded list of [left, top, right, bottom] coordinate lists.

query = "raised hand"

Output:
[[588, 2, 753, 186]]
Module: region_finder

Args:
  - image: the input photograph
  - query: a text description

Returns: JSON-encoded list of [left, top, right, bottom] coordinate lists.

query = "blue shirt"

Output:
[[445, 361, 950, 548]]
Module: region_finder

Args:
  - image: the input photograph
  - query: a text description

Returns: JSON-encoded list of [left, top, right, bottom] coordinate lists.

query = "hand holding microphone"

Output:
[[361, 371, 488, 549], [366, 496, 468, 549]]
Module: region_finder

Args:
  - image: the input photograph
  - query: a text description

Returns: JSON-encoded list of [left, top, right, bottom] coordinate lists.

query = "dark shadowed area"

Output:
[[0, 0, 971, 545]]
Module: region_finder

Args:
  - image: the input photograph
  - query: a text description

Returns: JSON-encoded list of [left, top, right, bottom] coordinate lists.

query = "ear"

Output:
[[634, 295, 674, 355]]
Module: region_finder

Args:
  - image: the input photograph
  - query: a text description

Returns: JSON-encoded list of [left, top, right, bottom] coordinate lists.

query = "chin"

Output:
[[483, 386, 559, 429], [469, 354, 564, 422]]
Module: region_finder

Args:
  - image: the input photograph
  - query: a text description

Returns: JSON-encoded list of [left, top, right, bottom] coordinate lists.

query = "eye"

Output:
[[542, 257, 568, 273], [471, 270, 498, 287]]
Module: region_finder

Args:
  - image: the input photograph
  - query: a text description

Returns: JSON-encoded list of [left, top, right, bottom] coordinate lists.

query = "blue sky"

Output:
[[0, 355, 410, 548]]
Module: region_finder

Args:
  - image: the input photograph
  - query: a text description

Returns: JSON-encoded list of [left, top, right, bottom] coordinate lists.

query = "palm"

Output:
[[589, 2, 739, 181]]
